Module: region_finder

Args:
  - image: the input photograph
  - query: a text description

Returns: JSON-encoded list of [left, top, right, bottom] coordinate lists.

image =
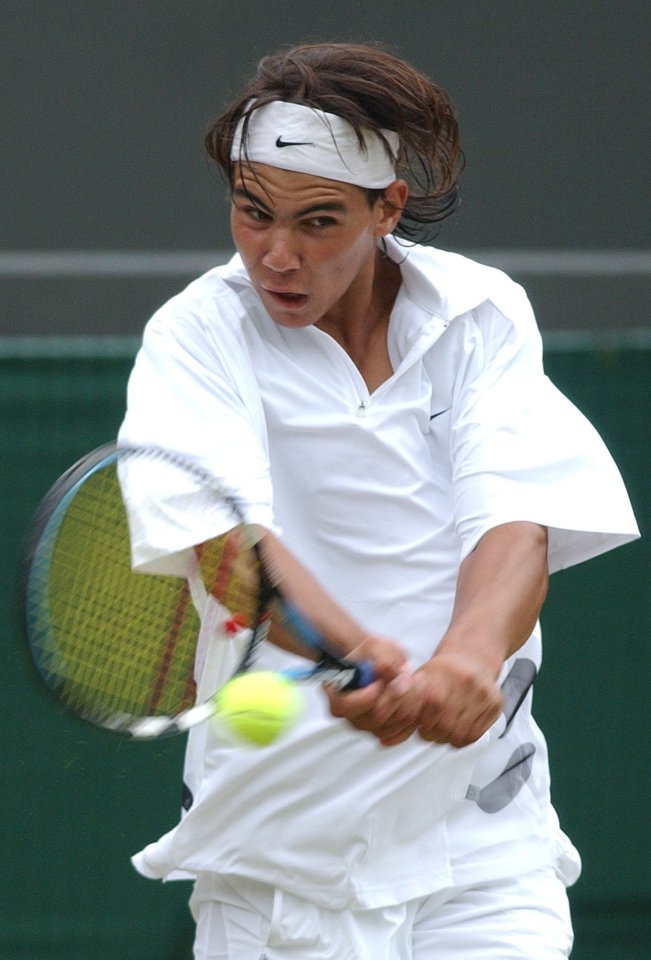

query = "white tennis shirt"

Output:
[[121, 238, 638, 909]]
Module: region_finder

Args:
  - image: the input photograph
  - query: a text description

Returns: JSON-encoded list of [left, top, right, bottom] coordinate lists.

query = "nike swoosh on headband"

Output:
[[232, 101, 399, 188], [275, 136, 314, 148]]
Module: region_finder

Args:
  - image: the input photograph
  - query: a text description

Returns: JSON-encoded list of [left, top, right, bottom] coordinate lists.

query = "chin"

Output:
[[271, 313, 317, 330]]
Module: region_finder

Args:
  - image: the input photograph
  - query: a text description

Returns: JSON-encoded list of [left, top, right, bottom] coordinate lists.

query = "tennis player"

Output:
[[119, 43, 639, 959]]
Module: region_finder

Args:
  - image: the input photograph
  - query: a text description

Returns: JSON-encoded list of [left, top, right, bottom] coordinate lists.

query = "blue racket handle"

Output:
[[280, 601, 376, 689], [281, 659, 375, 690], [281, 600, 329, 652], [350, 660, 375, 688]]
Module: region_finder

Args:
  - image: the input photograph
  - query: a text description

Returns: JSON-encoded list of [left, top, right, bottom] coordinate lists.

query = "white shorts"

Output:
[[189, 865, 574, 960]]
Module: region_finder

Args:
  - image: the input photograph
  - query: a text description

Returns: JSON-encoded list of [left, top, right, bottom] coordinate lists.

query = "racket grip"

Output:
[[349, 659, 375, 689], [280, 601, 376, 689]]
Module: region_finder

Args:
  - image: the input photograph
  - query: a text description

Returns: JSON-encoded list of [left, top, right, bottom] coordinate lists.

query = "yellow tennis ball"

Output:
[[214, 672, 302, 746]]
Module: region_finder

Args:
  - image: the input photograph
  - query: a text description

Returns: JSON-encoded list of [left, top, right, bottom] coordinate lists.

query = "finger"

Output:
[[418, 697, 503, 747], [379, 723, 419, 747], [451, 700, 503, 748], [372, 679, 422, 727], [360, 692, 422, 741], [325, 682, 420, 743], [324, 680, 383, 720], [348, 639, 411, 684]]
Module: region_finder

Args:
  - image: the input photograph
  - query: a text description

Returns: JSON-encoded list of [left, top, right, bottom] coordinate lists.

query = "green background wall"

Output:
[[1, 338, 648, 959]]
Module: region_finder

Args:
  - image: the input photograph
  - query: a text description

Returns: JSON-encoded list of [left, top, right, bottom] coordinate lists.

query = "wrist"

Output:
[[432, 626, 509, 680]]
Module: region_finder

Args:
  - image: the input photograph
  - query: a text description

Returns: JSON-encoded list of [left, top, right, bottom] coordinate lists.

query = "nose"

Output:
[[261, 228, 300, 273]]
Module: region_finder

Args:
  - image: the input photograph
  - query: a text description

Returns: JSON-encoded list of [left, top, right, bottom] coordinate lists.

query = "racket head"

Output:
[[21, 444, 267, 738]]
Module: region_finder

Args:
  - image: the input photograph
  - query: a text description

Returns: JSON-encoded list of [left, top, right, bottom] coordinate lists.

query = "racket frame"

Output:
[[22, 444, 373, 739]]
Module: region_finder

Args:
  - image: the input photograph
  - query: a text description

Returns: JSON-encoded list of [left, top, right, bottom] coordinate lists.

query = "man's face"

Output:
[[230, 163, 395, 329]]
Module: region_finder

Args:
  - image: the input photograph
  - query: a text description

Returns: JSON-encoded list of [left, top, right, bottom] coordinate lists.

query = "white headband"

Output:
[[231, 100, 399, 189]]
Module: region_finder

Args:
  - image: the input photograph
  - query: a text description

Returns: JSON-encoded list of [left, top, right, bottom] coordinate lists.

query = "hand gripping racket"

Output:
[[21, 444, 374, 738]]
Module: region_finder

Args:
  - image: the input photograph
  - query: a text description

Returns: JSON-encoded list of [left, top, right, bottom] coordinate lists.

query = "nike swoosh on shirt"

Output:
[[429, 408, 450, 420], [275, 136, 314, 148]]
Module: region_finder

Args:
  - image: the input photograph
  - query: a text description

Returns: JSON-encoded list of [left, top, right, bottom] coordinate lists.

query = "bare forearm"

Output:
[[436, 521, 549, 676], [257, 529, 366, 655], [326, 522, 549, 748], [391, 521, 551, 747], [257, 529, 408, 681]]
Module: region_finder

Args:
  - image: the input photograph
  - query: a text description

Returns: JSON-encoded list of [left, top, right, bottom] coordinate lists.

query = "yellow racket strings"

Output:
[[33, 464, 200, 719]]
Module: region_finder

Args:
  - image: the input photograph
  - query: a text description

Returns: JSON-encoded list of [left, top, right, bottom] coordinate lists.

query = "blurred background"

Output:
[[1, 2, 649, 958]]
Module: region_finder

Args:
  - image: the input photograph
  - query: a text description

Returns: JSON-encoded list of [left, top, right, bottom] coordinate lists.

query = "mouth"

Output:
[[263, 288, 309, 309]]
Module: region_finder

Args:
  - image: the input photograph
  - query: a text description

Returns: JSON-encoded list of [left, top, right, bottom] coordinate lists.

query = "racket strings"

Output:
[[196, 530, 262, 628], [25, 447, 276, 734], [32, 464, 200, 719], [146, 577, 195, 715]]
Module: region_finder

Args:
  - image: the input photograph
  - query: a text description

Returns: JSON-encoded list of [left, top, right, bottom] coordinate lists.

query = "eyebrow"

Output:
[[232, 186, 347, 219]]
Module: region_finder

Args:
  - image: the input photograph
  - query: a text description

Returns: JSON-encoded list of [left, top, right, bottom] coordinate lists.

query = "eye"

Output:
[[233, 201, 271, 223], [305, 216, 337, 229], [246, 206, 271, 222]]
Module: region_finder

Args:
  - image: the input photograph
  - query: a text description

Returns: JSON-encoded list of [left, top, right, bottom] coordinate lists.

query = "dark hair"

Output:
[[204, 42, 464, 243]]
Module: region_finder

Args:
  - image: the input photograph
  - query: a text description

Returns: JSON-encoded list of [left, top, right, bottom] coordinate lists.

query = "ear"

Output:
[[374, 179, 409, 237]]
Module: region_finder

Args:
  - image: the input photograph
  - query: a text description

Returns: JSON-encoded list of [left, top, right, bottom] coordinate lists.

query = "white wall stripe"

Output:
[[1, 249, 651, 278], [463, 250, 651, 276], [0, 251, 233, 278]]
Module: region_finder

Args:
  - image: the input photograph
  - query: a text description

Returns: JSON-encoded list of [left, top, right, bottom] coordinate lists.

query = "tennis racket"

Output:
[[21, 444, 374, 739]]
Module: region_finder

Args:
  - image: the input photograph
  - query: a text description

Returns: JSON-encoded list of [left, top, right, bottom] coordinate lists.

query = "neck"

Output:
[[316, 251, 401, 391], [316, 252, 401, 349]]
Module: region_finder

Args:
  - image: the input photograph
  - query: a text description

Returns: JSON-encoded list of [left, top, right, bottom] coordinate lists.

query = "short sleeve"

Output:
[[449, 293, 639, 573], [118, 291, 276, 571]]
